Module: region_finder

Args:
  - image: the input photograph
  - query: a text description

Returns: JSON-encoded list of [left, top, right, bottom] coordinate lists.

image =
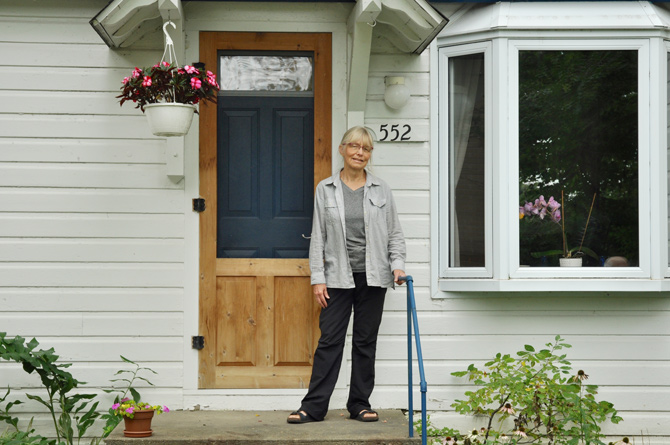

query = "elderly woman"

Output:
[[287, 126, 406, 424]]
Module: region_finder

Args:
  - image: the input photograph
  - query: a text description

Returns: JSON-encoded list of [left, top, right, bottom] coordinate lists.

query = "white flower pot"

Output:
[[559, 257, 582, 267], [144, 103, 196, 137]]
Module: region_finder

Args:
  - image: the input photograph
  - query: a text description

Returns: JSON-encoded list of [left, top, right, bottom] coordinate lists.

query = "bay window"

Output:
[[433, 2, 670, 291]]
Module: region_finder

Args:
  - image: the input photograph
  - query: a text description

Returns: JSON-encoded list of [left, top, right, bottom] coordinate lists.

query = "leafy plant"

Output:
[[0, 333, 99, 445], [117, 62, 219, 111], [0, 333, 162, 444], [98, 355, 162, 437], [445, 336, 622, 444]]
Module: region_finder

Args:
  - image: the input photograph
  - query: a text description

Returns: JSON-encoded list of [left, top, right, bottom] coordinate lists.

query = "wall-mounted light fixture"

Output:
[[384, 76, 410, 109]]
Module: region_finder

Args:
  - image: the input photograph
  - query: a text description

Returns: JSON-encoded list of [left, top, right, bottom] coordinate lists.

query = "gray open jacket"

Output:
[[309, 170, 406, 289]]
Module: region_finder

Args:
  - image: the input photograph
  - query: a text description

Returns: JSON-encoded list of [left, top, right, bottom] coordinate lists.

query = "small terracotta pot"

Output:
[[123, 409, 155, 437]]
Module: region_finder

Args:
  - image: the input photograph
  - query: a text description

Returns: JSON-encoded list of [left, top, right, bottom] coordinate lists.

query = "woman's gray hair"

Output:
[[339, 126, 375, 148]]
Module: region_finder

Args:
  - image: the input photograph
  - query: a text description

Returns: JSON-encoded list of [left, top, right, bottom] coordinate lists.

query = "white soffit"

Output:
[[436, 1, 670, 38], [375, 0, 448, 53], [90, 0, 165, 48]]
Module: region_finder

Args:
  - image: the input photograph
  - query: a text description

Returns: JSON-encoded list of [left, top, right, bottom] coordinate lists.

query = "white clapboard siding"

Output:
[[0, 164, 181, 189], [0, 314, 183, 338], [1, 0, 104, 18], [369, 54, 431, 73], [0, 18, 105, 44], [0, 91, 146, 115], [376, 336, 670, 361], [0, 214, 184, 238], [379, 311, 670, 336], [0, 361, 182, 388], [375, 360, 670, 386], [398, 214, 430, 238], [0, 67, 128, 92], [383, 290, 670, 312], [0, 263, 184, 287], [0, 313, 183, 337], [0, 114, 162, 139], [374, 166, 430, 190], [391, 191, 430, 214], [185, 2, 350, 25], [0, 139, 165, 164], [20, 337, 183, 362], [0, 189, 183, 213], [0, 42, 160, 69], [372, 142, 430, 166], [0, 288, 183, 312]]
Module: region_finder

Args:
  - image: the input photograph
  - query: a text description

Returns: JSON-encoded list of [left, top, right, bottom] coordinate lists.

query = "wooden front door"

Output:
[[199, 32, 331, 389]]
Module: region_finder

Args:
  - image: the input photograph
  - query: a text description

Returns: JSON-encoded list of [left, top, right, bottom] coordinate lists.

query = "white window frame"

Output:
[[509, 39, 651, 280], [434, 36, 670, 293], [663, 41, 670, 278], [437, 41, 493, 279]]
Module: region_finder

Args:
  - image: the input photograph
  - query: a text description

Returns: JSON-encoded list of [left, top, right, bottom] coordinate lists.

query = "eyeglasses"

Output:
[[346, 143, 373, 154]]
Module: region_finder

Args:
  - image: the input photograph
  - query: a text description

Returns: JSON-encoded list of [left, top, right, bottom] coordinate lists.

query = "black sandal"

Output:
[[287, 410, 318, 424], [351, 409, 379, 422]]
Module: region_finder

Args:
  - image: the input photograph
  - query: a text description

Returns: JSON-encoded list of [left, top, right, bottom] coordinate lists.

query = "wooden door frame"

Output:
[[198, 32, 332, 388]]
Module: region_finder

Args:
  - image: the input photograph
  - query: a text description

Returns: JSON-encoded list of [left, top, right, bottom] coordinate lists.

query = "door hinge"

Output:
[[192, 336, 205, 350], [192, 198, 206, 213]]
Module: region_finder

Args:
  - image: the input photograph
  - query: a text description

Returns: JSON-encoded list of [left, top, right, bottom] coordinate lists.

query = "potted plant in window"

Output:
[[519, 191, 598, 267], [117, 61, 219, 137], [112, 398, 169, 438]]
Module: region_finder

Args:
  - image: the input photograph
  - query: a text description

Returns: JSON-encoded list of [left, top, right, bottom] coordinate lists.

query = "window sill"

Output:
[[437, 278, 670, 293]]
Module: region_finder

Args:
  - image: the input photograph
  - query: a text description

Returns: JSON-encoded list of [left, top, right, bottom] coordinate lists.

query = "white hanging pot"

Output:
[[144, 103, 196, 137], [559, 257, 582, 267]]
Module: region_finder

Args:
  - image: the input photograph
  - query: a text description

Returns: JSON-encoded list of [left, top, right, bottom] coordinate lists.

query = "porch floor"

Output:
[[103, 409, 422, 445]]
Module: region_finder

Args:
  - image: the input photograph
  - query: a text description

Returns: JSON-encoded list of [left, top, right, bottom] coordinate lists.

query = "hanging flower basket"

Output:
[[116, 21, 219, 137], [144, 103, 196, 137]]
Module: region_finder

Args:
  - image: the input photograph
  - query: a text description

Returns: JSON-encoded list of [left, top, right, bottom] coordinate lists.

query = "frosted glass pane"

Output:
[[219, 56, 313, 92]]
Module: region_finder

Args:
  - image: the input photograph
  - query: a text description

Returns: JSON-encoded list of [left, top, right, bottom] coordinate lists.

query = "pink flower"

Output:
[[162, 61, 170, 67], [500, 403, 515, 415], [184, 65, 199, 74], [121, 398, 130, 402], [142, 76, 152, 87], [552, 209, 561, 222], [513, 428, 527, 438], [126, 407, 134, 414], [191, 77, 202, 89], [163, 406, 170, 413], [111, 403, 120, 410], [132, 68, 142, 78], [442, 437, 456, 445], [122, 77, 130, 84]]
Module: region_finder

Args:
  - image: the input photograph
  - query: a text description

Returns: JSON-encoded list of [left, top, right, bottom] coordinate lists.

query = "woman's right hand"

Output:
[[313, 284, 330, 308]]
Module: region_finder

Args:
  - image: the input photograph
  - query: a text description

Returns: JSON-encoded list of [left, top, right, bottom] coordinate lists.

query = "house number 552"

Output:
[[378, 124, 412, 141]]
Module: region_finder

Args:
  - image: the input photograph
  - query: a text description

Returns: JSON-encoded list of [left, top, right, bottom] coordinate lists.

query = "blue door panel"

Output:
[[217, 96, 314, 258]]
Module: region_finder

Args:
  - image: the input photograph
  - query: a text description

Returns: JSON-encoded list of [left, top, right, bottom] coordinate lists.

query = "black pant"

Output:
[[299, 272, 387, 420]]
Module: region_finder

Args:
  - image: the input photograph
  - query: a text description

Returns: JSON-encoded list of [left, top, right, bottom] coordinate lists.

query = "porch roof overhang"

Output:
[[90, 0, 448, 54]]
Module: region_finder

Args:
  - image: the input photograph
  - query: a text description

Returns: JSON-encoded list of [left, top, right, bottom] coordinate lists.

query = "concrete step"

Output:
[[103, 409, 422, 445]]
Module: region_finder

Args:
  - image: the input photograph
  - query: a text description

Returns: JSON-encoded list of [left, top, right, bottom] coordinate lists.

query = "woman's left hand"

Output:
[[393, 269, 406, 285]]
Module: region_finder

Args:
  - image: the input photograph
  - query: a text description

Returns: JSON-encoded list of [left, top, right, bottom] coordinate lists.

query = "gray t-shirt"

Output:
[[342, 182, 366, 272]]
